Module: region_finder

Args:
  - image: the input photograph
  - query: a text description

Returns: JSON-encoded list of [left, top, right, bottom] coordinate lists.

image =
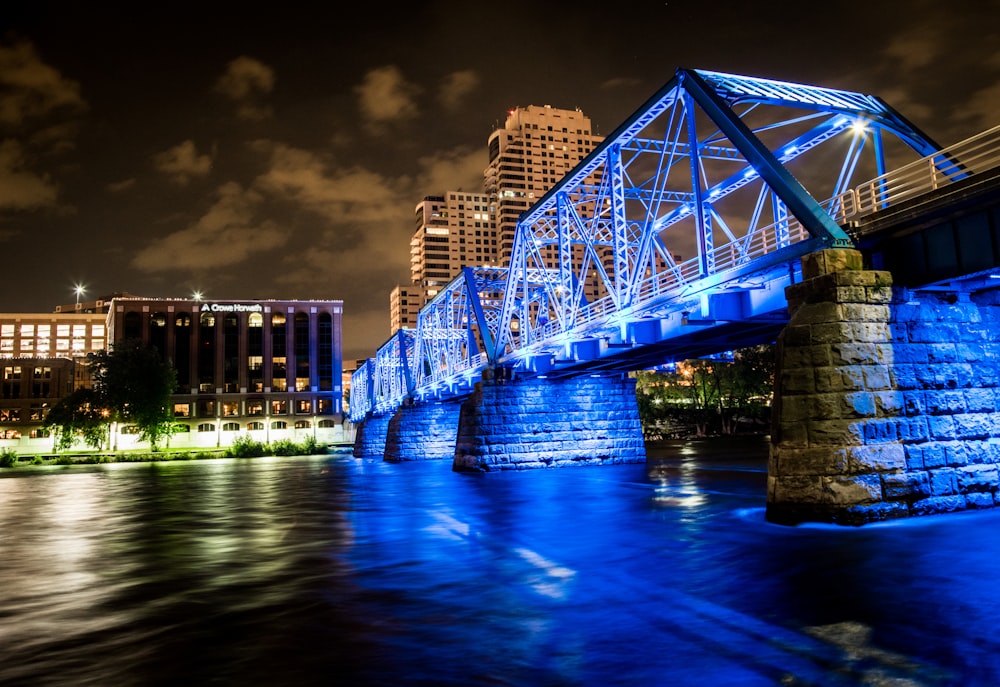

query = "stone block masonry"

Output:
[[384, 399, 463, 462], [352, 413, 391, 458], [768, 248, 1000, 525], [453, 373, 646, 472]]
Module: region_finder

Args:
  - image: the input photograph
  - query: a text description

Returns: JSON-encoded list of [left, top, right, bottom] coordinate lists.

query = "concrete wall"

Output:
[[768, 248, 1000, 525], [454, 373, 646, 472]]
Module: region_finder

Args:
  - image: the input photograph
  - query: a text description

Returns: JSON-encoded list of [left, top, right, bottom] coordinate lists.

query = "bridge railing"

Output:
[[852, 124, 1000, 219]]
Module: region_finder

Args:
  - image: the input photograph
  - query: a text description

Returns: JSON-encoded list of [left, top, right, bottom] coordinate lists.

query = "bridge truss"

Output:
[[350, 67, 968, 422]]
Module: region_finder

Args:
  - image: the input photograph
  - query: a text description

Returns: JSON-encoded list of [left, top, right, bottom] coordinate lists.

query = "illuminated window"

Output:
[[294, 420, 311, 429], [222, 402, 239, 417], [0, 325, 13, 337], [246, 399, 264, 416], [20, 325, 34, 336], [247, 421, 265, 431], [0, 429, 21, 439], [56, 325, 69, 336], [173, 403, 190, 417], [271, 400, 287, 415], [93, 325, 105, 337], [296, 399, 311, 414]]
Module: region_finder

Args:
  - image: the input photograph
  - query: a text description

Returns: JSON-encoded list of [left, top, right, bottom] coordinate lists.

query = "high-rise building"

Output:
[[387, 105, 604, 334], [389, 191, 496, 331], [484, 104, 604, 265]]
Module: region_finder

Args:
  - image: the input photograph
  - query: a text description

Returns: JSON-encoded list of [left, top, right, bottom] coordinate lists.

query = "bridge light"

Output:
[[851, 120, 868, 134]]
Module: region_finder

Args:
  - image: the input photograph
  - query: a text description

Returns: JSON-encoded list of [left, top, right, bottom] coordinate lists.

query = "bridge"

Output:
[[351, 67, 1000, 526]]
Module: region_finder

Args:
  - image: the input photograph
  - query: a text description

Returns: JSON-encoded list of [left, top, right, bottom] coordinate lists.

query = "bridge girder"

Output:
[[351, 67, 979, 416]]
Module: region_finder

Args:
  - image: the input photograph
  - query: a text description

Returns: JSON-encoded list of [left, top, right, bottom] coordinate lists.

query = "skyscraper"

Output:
[[388, 105, 604, 333]]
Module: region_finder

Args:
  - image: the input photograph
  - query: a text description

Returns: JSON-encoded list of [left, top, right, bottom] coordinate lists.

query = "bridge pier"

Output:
[[352, 413, 392, 458], [453, 372, 646, 472], [768, 248, 1000, 525], [384, 399, 463, 462]]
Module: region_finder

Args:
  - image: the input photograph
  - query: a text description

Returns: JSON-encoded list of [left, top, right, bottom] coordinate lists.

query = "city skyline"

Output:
[[2, 1, 999, 362]]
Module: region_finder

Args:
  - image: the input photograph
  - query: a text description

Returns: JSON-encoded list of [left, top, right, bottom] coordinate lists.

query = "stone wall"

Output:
[[768, 248, 1000, 525], [352, 413, 391, 459], [453, 373, 646, 472], [384, 399, 463, 462]]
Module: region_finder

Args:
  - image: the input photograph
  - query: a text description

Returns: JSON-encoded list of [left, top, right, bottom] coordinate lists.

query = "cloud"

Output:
[[414, 146, 486, 196], [252, 141, 409, 224], [153, 140, 213, 185], [214, 56, 275, 120], [962, 81, 1000, 132], [0, 40, 86, 127], [0, 139, 58, 210], [438, 70, 479, 110], [131, 182, 287, 272], [107, 178, 136, 193], [354, 65, 421, 132]]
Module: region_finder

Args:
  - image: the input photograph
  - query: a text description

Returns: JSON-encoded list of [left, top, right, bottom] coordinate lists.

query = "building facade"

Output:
[[0, 312, 109, 453], [388, 106, 603, 333], [106, 297, 345, 449], [484, 104, 604, 265]]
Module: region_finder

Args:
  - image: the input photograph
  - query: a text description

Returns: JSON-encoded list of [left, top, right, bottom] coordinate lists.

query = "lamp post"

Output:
[[74, 283, 86, 309]]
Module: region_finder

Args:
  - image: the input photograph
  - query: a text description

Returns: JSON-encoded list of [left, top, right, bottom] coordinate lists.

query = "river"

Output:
[[0, 437, 997, 686]]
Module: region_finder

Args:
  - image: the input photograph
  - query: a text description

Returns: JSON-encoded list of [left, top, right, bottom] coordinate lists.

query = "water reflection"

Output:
[[0, 443, 997, 685]]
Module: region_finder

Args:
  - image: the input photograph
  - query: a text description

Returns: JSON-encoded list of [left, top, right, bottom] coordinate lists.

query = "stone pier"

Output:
[[768, 248, 1000, 525], [384, 399, 463, 462], [352, 413, 392, 458], [453, 373, 646, 472]]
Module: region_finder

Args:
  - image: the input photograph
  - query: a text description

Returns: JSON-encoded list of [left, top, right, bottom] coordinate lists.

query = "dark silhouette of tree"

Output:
[[45, 339, 178, 451]]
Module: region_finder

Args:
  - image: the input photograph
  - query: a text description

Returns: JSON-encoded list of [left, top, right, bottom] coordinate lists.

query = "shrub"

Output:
[[0, 448, 17, 468], [227, 434, 267, 458], [270, 439, 298, 456], [300, 435, 327, 455]]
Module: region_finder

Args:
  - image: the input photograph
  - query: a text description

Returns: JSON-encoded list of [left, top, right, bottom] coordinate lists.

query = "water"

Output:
[[1, 437, 998, 686]]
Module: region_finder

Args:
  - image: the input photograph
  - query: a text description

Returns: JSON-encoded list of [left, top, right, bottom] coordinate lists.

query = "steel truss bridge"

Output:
[[351, 67, 1000, 422]]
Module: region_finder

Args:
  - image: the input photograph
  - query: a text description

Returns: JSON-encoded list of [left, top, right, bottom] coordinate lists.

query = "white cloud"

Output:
[[153, 140, 213, 185], [354, 65, 421, 132], [214, 56, 275, 120], [107, 178, 136, 193], [439, 70, 479, 110], [0, 40, 86, 126], [0, 139, 58, 209], [131, 182, 287, 272]]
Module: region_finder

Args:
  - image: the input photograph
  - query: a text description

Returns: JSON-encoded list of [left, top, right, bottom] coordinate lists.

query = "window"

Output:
[[222, 422, 240, 431], [173, 403, 190, 417], [270, 420, 287, 430], [294, 420, 311, 429], [247, 421, 265, 431], [296, 399, 311, 414], [1, 429, 21, 439], [0, 408, 20, 423], [271, 400, 287, 415], [222, 402, 240, 417], [120, 425, 140, 434], [318, 419, 337, 428], [247, 399, 264, 416], [197, 423, 215, 432]]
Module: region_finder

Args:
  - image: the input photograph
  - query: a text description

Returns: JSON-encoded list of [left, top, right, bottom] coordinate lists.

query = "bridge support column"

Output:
[[768, 248, 1000, 525], [352, 413, 391, 458], [384, 399, 463, 462], [453, 373, 646, 472]]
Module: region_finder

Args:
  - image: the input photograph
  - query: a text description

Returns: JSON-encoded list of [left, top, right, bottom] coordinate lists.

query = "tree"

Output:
[[43, 387, 109, 451], [46, 339, 178, 451]]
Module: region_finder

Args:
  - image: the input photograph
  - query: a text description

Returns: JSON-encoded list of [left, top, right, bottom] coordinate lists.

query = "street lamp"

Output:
[[74, 283, 86, 307]]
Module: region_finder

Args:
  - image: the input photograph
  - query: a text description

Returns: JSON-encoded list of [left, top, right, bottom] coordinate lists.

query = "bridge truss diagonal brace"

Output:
[[680, 68, 854, 249]]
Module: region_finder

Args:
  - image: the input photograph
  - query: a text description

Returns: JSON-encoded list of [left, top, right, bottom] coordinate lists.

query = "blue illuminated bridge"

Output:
[[351, 67, 1000, 526]]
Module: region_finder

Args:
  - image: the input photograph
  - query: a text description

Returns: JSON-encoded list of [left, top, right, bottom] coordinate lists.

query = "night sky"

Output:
[[2, 1, 999, 362]]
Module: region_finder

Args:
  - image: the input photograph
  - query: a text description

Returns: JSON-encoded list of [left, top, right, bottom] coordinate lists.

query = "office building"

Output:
[[106, 296, 345, 449]]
